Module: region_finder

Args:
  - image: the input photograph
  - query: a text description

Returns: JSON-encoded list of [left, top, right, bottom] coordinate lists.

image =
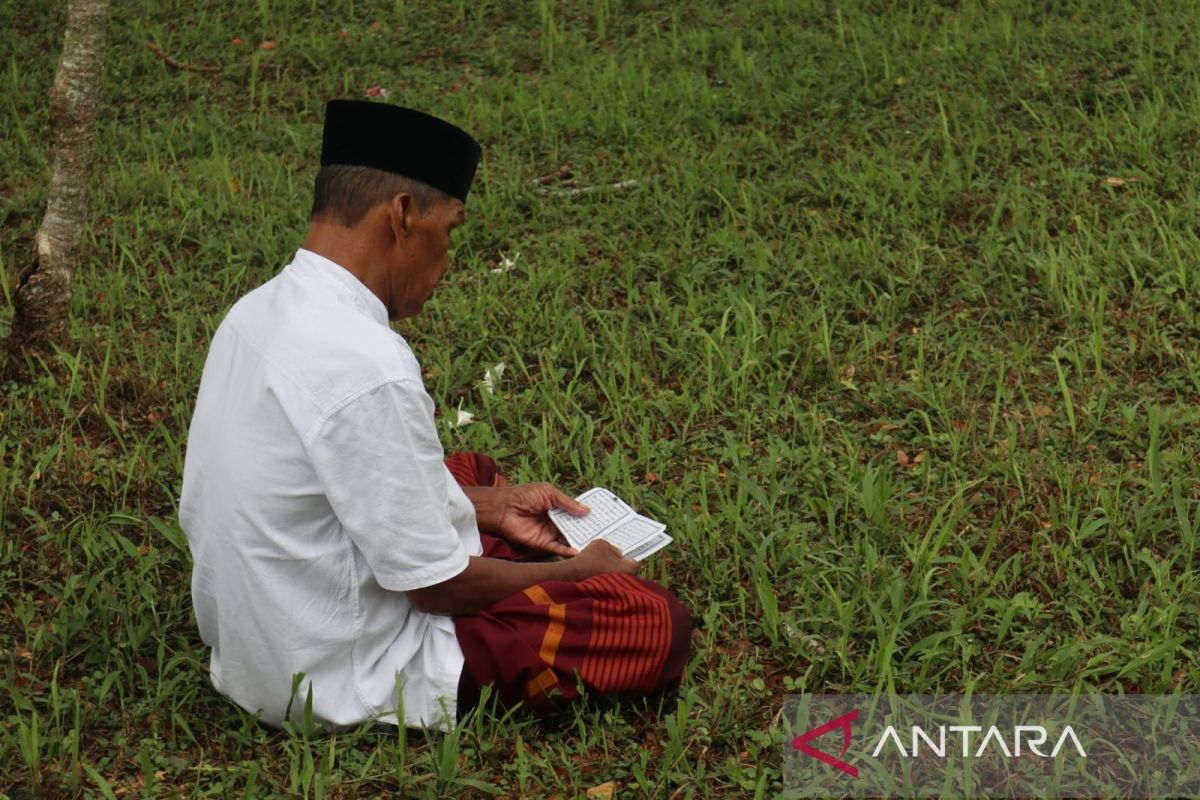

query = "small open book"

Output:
[[548, 487, 672, 561]]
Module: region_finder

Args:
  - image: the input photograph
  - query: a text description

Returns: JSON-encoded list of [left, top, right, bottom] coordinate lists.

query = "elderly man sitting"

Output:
[[179, 101, 691, 730]]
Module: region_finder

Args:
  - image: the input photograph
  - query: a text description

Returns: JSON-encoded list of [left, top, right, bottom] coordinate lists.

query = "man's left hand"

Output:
[[465, 483, 588, 557]]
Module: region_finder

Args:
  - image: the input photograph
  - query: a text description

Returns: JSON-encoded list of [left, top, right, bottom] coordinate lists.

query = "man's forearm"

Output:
[[406, 554, 581, 616], [461, 485, 504, 533]]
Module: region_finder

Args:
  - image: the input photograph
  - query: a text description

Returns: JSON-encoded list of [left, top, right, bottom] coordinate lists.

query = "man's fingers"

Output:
[[535, 529, 577, 557], [548, 487, 589, 516], [533, 523, 578, 557], [544, 539, 578, 557]]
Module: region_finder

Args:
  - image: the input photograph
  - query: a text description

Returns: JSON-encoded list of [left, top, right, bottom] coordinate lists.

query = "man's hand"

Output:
[[570, 539, 639, 578], [465, 483, 589, 557]]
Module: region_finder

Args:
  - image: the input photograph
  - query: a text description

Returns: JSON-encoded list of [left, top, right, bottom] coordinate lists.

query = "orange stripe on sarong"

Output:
[[578, 573, 673, 693], [523, 584, 552, 605], [619, 577, 669, 691], [522, 585, 568, 670], [598, 577, 638, 691], [525, 667, 558, 698], [579, 576, 613, 690], [617, 574, 669, 691]]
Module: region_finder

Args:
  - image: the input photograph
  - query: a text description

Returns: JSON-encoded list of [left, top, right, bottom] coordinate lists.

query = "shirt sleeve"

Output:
[[305, 378, 469, 592]]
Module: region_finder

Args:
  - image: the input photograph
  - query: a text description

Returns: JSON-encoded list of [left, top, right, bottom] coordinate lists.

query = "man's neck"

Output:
[[301, 219, 386, 305]]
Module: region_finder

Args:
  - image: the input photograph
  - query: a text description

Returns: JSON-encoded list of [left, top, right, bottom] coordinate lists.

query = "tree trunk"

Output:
[[5, 0, 109, 379]]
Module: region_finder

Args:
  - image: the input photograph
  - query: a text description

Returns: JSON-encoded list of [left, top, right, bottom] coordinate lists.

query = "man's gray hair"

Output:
[[310, 164, 450, 226]]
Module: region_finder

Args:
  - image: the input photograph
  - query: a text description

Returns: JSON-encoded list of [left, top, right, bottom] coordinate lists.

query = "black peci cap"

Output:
[[320, 100, 482, 202]]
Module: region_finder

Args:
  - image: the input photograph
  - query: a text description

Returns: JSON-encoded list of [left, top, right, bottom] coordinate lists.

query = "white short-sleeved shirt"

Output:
[[179, 248, 482, 730]]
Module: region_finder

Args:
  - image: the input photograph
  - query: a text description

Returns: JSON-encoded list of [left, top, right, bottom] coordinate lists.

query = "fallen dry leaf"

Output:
[[1104, 176, 1144, 187], [586, 782, 616, 799]]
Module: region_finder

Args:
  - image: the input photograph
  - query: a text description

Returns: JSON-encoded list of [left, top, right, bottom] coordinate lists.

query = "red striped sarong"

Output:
[[445, 453, 692, 715]]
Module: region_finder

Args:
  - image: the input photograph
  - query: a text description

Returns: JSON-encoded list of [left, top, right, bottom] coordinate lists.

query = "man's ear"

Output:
[[385, 192, 417, 241]]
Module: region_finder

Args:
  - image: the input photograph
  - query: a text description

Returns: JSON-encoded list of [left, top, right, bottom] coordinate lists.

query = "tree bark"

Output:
[[6, 0, 109, 379]]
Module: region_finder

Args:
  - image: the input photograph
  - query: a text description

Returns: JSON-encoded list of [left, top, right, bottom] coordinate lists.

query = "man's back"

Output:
[[179, 248, 480, 728]]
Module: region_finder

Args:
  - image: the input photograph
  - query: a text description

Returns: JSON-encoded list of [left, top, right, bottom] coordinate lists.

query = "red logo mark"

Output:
[[792, 708, 859, 778]]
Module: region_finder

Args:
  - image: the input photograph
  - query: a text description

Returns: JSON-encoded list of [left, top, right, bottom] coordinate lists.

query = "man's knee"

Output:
[[649, 583, 692, 691], [444, 451, 503, 487]]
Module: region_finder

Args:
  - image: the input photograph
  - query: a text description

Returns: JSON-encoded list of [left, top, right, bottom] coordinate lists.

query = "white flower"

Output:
[[448, 404, 475, 428], [491, 251, 520, 273], [480, 362, 506, 396]]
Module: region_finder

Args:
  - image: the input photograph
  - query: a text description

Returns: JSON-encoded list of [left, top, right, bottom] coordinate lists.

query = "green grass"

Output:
[[3, 0, 1200, 796]]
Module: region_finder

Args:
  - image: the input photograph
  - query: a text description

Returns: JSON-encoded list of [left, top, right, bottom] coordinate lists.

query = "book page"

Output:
[[548, 488, 634, 547], [603, 516, 673, 561], [620, 533, 673, 561], [549, 487, 672, 559]]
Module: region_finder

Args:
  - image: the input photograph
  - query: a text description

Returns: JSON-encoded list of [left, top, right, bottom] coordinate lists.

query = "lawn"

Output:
[[2, 0, 1199, 797]]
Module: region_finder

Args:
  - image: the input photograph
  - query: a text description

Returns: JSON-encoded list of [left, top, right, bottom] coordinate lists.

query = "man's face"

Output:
[[387, 197, 465, 319]]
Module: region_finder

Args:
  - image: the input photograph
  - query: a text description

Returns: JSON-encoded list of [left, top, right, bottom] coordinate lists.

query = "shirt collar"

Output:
[[289, 248, 389, 326]]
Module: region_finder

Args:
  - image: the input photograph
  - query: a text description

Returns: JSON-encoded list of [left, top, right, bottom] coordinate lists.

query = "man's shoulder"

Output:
[[217, 271, 425, 409]]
